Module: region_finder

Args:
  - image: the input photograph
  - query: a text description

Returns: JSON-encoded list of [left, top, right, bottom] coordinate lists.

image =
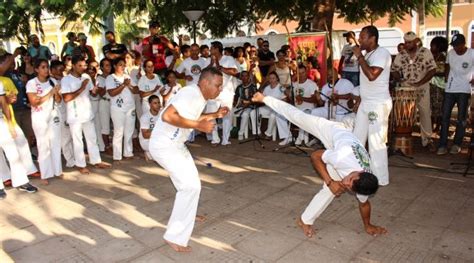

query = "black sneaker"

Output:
[[18, 183, 38, 193], [0, 189, 6, 199]]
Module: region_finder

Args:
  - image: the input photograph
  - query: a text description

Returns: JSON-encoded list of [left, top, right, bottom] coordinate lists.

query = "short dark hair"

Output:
[[362, 25, 379, 43], [199, 67, 223, 82], [200, 44, 209, 51], [180, 44, 191, 55], [105, 31, 115, 36], [149, 21, 160, 28], [34, 58, 49, 69], [276, 49, 286, 57], [71, 55, 85, 65], [267, 71, 280, 82], [113, 58, 125, 66], [430, 36, 448, 53], [50, 60, 64, 70], [352, 172, 379, 196], [257, 37, 264, 41], [263, 40, 270, 45], [99, 58, 112, 69], [298, 64, 306, 71], [148, 94, 160, 104], [224, 47, 234, 55], [211, 41, 224, 53]]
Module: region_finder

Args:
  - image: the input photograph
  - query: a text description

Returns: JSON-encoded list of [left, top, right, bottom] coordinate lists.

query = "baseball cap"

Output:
[[450, 34, 465, 46], [343, 31, 355, 38]]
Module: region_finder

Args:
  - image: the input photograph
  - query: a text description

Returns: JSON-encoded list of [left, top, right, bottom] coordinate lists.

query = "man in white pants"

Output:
[[0, 82, 38, 198], [207, 41, 238, 146], [352, 25, 392, 186], [61, 56, 111, 174], [149, 68, 229, 252], [252, 92, 387, 238]]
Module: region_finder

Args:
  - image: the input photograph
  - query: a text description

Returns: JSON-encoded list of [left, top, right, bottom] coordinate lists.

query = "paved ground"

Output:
[[1, 136, 474, 262]]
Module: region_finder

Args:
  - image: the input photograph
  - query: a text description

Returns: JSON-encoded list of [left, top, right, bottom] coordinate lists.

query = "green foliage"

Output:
[[0, 0, 447, 42]]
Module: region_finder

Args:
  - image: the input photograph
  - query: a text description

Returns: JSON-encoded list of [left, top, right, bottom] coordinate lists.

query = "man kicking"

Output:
[[252, 92, 387, 237], [149, 68, 229, 252]]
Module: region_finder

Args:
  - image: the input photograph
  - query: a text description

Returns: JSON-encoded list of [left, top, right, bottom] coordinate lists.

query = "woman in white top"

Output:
[[234, 47, 249, 73], [138, 59, 163, 115], [106, 59, 136, 162], [251, 72, 290, 145], [26, 59, 62, 184], [161, 70, 182, 107], [97, 58, 113, 152]]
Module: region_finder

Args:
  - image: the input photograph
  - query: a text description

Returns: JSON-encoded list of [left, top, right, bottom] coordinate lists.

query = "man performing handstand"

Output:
[[149, 68, 229, 252], [252, 92, 387, 238]]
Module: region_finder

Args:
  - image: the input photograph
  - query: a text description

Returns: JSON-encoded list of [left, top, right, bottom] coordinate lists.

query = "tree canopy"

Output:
[[0, 0, 446, 42]]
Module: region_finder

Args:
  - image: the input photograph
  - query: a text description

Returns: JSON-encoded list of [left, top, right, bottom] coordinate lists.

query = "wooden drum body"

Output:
[[392, 86, 417, 155]]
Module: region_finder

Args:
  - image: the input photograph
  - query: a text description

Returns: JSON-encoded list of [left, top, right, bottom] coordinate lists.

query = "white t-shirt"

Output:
[[162, 83, 181, 104], [321, 124, 372, 203], [138, 74, 164, 102], [26, 77, 55, 117], [127, 66, 143, 86], [60, 74, 94, 124], [165, 55, 175, 69], [96, 75, 110, 99], [446, 48, 474, 94], [151, 84, 207, 145], [293, 79, 317, 111], [176, 57, 210, 86], [328, 78, 355, 115], [263, 84, 286, 100], [341, 44, 359, 72], [219, 55, 239, 93], [106, 74, 136, 111], [359, 47, 392, 102], [139, 110, 159, 141]]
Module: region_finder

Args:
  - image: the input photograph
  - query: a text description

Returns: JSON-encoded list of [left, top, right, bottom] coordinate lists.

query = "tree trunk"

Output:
[[311, 0, 336, 32]]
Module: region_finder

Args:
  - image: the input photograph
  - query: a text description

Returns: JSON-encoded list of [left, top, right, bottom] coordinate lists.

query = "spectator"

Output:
[[233, 71, 257, 140], [102, 31, 128, 62], [27, 34, 52, 61], [73, 33, 96, 63], [429, 36, 449, 133], [60, 32, 77, 60], [200, 44, 210, 60], [142, 21, 175, 78], [176, 43, 210, 86], [338, 31, 360, 87], [139, 95, 161, 161], [258, 40, 275, 77]]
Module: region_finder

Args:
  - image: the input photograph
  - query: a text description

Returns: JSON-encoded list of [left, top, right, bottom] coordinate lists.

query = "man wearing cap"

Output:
[[73, 33, 96, 63], [437, 34, 474, 155], [391, 31, 437, 150], [338, 31, 360, 87], [27, 34, 52, 61], [142, 21, 175, 78]]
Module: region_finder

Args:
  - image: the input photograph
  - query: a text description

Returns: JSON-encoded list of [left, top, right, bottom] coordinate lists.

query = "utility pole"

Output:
[[446, 0, 453, 42]]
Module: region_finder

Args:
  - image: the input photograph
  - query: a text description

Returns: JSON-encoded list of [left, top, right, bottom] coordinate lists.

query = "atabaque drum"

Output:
[[392, 86, 417, 135]]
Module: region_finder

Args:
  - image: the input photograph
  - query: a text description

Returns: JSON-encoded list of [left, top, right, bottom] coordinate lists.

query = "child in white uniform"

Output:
[[139, 95, 161, 160]]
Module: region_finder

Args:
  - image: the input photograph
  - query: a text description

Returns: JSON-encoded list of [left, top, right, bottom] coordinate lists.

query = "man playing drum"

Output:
[[391, 32, 437, 151]]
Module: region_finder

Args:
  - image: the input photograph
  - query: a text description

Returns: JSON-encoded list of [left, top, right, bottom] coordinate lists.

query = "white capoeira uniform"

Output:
[[261, 96, 372, 225], [61, 74, 103, 168], [52, 77, 75, 168], [26, 77, 62, 179], [106, 73, 136, 160], [139, 109, 159, 159], [353, 47, 392, 186], [0, 83, 30, 187], [128, 66, 144, 120], [250, 84, 290, 139], [89, 79, 105, 152], [97, 75, 111, 147], [149, 84, 207, 247], [208, 55, 238, 145], [138, 73, 163, 114], [293, 79, 317, 143]]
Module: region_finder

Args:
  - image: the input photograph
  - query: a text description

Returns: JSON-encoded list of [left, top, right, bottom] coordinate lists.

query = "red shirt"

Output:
[[142, 35, 170, 71]]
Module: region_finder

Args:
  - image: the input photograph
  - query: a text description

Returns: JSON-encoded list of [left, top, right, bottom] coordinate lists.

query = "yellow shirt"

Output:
[[0, 76, 18, 125]]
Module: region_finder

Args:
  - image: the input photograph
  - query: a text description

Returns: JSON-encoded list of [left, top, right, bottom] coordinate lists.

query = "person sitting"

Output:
[[139, 95, 161, 161], [233, 71, 257, 140]]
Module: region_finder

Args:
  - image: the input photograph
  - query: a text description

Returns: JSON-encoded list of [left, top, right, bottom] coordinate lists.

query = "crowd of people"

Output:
[[0, 20, 473, 251]]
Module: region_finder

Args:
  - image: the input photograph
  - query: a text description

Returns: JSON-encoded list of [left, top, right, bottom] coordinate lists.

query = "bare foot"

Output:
[[196, 215, 206, 222], [164, 239, 192, 252], [57, 174, 64, 179], [113, 160, 122, 165], [78, 167, 90, 174], [94, 162, 111, 169], [296, 217, 314, 238], [28, 171, 41, 178], [40, 179, 49, 185]]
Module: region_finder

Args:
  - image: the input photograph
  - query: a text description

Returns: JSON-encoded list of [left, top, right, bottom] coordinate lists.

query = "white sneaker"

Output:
[[436, 147, 448, 155], [279, 137, 293, 146], [449, 145, 461, 154], [295, 137, 303, 146], [238, 133, 244, 140], [306, 138, 317, 147]]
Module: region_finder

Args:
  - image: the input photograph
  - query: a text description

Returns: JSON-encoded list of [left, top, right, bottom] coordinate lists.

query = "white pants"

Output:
[[251, 105, 290, 139], [206, 98, 234, 145], [99, 99, 111, 135], [32, 111, 62, 179], [416, 86, 433, 146], [353, 100, 392, 186], [149, 139, 201, 247], [91, 100, 105, 151], [111, 107, 136, 160], [69, 120, 102, 167], [262, 96, 351, 224], [234, 107, 253, 136], [0, 150, 11, 183], [0, 119, 30, 187], [60, 117, 75, 168]]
